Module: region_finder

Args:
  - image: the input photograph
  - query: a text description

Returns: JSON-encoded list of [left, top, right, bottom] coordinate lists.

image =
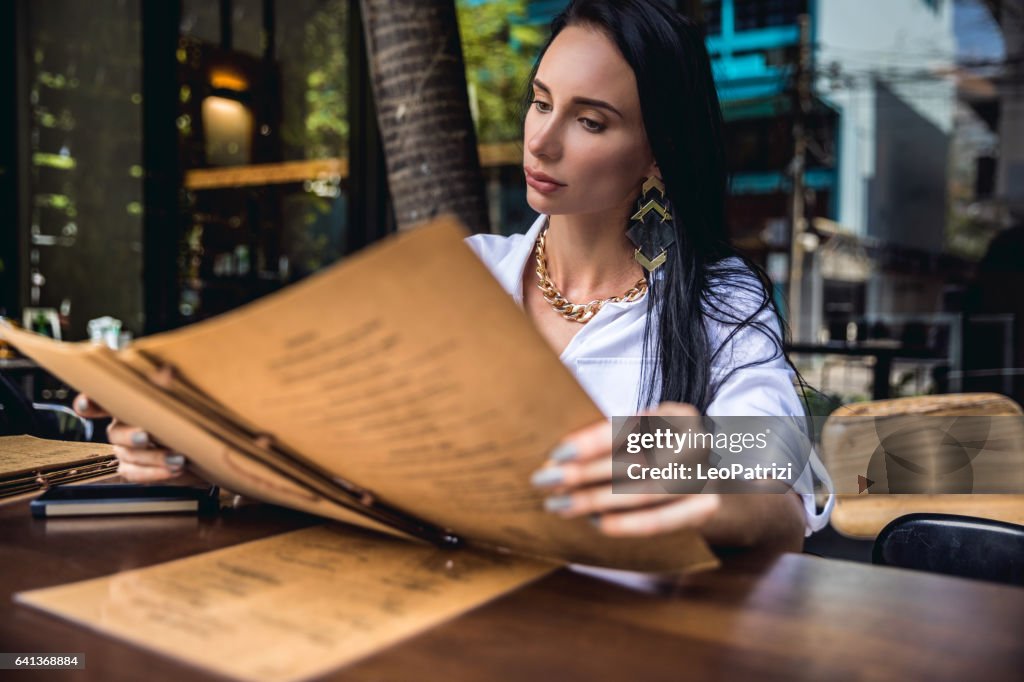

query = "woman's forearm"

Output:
[[702, 492, 807, 553]]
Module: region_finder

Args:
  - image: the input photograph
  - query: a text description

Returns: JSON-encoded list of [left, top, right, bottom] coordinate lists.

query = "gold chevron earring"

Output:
[[627, 175, 676, 272]]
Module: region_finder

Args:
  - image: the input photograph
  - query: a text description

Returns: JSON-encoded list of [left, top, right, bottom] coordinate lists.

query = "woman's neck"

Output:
[[543, 210, 644, 301]]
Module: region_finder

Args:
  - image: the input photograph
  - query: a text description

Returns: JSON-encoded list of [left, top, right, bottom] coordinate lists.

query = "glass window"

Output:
[[180, 0, 220, 46], [24, 0, 143, 339], [231, 0, 265, 57], [177, 0, 351, 322]]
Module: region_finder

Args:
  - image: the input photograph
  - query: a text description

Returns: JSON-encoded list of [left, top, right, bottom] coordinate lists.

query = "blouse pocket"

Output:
[[573, 357, 647, 417]]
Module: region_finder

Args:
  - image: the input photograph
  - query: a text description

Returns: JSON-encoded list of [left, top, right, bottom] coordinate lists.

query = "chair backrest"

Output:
[[821, 393, 1024, 538], [32, 402, 93, 441], [874, 513, 1024, 586], [0, 372, 41, 436], [0, 373, 91, 440]]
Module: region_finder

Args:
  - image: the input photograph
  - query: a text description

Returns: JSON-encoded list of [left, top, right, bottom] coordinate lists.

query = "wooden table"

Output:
[[1, 494, 1022, 681]]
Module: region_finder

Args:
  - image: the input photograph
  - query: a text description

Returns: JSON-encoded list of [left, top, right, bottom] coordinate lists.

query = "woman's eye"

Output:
[[580, 118, 605, 133], [532, 100, 552, 113]]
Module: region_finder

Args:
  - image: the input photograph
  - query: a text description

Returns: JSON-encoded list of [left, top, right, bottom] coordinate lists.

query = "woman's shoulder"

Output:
[[463, 214, 546, 273], [702, 256, 785, 368], [704, 256, 771, 318], [463, 231, 528, 266]]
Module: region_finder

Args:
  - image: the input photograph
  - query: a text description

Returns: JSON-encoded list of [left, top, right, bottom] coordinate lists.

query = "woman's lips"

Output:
[[524, 168, 566, 194]]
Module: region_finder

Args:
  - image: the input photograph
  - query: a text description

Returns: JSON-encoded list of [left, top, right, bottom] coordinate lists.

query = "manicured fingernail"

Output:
[[544, 495, 573, 513], [550, 443, 578, 463], [164, 453, 186, 471], [75, 396, 89, 412], [531, 467, 565, 488], [131, 430, 150, 447], [588, 513, 603, 528]]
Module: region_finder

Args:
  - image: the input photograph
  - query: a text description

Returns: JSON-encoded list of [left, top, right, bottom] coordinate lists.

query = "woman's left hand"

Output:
[[530, 402, 807, 552]]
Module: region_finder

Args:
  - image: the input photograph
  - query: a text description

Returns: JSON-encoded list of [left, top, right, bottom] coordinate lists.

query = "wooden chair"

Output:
[[820, 393, 1024, 539]]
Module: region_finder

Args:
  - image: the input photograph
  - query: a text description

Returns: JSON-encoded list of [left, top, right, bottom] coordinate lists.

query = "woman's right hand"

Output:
[[73, 393, 190, 483]]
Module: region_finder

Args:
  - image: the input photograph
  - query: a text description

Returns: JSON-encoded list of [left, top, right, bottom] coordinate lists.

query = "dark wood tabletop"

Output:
[[1, 492, 1022, 682]]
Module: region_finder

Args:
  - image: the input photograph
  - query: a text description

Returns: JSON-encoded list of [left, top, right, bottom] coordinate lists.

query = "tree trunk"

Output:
[[359, 0, 490, 233]]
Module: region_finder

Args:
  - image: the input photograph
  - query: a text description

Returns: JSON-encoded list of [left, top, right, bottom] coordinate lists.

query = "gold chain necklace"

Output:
[[534, 228, 648, 324]]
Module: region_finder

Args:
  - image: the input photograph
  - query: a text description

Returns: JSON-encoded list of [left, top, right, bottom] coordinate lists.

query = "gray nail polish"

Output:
[[588, 513, 603, 528], [74, 396, 89, 413], [164, 453, 186, 471], [544, 495, 573, 513], [131, 430, 150, 447], [550, 443, 578, 463], [531, 468, 565, 488]]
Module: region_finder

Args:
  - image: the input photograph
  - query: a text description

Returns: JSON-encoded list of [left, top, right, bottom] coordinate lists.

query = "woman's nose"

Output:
[[527, 118, 561, 161]]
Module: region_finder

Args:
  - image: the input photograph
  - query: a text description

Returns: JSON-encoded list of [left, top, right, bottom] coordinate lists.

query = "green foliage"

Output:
[[281, 0, 544, 152], [945, 137, 1001, 261], [945, 204, 1000, 262], [800, 386, 844, 418], [283, 194, 341, 275], [281, 0, 349, 159], [457, 0, 546, 143]]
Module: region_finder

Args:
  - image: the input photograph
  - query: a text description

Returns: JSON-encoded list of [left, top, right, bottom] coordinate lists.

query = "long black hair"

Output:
[[525, 0, 801, 414]]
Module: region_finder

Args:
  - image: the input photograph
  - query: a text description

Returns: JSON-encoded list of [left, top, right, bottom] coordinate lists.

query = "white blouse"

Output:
[[466, 213, 834, 535]]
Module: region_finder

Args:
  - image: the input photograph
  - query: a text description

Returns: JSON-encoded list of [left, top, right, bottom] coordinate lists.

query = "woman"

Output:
[[77, 0, 832, 553]]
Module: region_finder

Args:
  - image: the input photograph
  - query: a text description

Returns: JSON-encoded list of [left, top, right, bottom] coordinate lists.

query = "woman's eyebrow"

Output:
[[532, 79, 624, 119]]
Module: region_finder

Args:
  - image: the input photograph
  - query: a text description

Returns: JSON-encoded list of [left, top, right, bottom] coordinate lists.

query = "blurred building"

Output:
[[957, 0, 1024, 401], [705, 0, 959, 345], [984, 0, 1024, 212], [702, 0, 837, 342]]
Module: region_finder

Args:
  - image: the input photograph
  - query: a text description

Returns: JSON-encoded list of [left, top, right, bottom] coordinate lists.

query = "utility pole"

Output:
[[787, 13, 812, 341]]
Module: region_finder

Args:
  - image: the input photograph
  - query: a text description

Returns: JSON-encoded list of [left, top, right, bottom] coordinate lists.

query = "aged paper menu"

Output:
[[17, 524, 554, 681], [0, 435, 116, 498], [1, 216, 717, 573]]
